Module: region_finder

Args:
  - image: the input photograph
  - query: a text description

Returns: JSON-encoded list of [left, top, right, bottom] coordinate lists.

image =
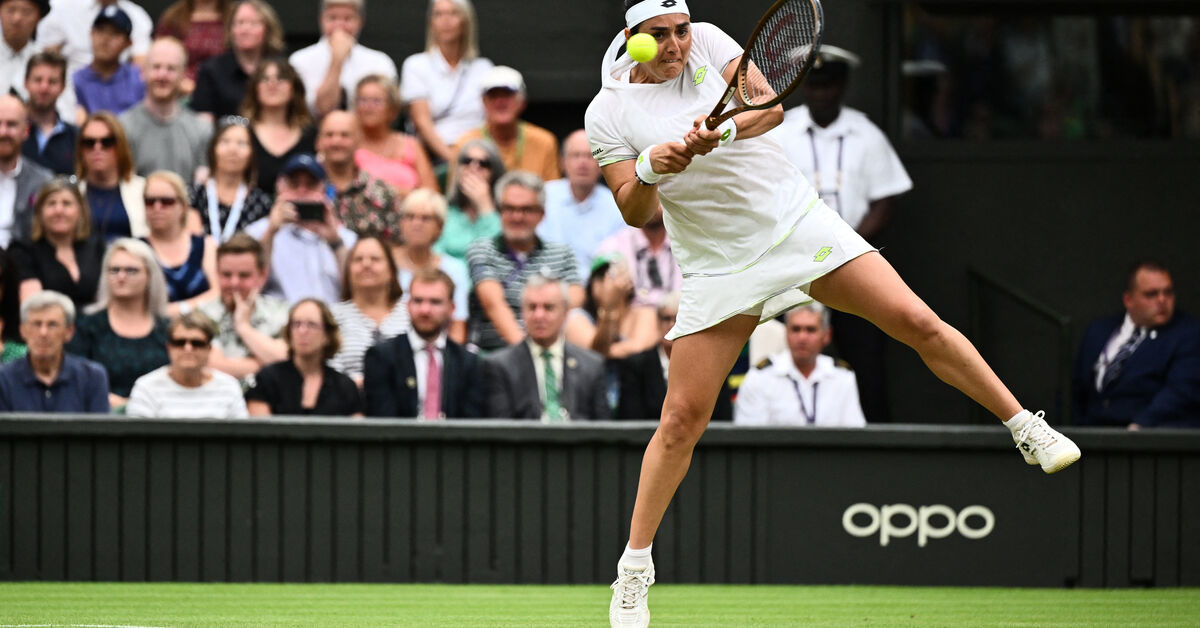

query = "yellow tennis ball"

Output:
[[627, 33, 658, 63]]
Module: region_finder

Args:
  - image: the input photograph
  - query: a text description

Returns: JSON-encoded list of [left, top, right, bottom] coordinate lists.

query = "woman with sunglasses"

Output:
[[142, 171, 219, 316], [10, 179, 106, 311], [330, 236, 409, 383], [353, 74, 437, 196], [246, 298, 362, 417], [189, 117, 274, 242], [126, 310, 248, 418], [75, 112, 147, 242], [434, 137, 504, 264], [242, 57, 316, 192], [67, 238, 171, 410]]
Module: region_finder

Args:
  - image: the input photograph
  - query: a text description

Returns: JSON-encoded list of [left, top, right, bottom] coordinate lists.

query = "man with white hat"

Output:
[[452, 65, 560, 182], [769, 44, 913, 425], [289, 0, 397, 117]]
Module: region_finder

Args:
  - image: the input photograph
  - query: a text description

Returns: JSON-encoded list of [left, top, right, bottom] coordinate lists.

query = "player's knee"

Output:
[[658, 402, 709, 450], [894, 303, 945, 348]]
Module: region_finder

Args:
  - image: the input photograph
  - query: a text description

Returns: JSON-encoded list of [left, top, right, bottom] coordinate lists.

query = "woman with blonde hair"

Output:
[[75, 112, 147, 241], [242, 57, 315, 192], [141, 171, 219, 316], [246, 298, 362, 417], [353, 74, 437, 195], [191, 0, 286, 122], [400, 0, 493, 166], [67, 238, 171, 410], [10, 179, 106, 310]]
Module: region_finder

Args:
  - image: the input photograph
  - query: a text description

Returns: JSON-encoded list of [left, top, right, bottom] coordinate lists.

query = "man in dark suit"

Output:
[[484, 273, 608, 421], [617, 293, 732, 421], [1073, 260, 1200, 428], [363, 269, 483, 418]]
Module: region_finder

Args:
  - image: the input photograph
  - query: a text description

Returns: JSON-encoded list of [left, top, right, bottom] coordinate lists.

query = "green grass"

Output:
[[0, 583, 1197, 627]]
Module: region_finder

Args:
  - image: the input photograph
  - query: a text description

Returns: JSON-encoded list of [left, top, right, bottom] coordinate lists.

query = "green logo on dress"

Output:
[[693, 66, 707, 86], [814, 246, 833, 262]]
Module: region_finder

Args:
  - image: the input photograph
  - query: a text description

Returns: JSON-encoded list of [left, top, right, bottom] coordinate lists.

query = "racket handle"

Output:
[[705, 115, 721, 130]]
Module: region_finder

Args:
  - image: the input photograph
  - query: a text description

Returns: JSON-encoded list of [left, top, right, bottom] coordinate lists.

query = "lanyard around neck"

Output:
[[807, 127, 844, 198], [789, 376, 818, 425], [206, 179, 247, 243]]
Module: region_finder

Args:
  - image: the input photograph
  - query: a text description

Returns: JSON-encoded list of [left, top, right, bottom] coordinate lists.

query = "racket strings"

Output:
[[740, 0, 820, 105]]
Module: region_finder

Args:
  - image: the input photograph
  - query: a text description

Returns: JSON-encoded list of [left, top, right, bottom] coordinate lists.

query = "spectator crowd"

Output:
[[0, 0, 1193, 428]]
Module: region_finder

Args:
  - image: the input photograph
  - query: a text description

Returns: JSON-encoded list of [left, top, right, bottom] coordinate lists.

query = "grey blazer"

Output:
[[10, 158, 53, 244], [483, 339, 610, 420]]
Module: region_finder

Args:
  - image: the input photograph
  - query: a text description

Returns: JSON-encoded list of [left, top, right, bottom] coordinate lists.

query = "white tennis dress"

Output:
[[585, 23, 873, 339]]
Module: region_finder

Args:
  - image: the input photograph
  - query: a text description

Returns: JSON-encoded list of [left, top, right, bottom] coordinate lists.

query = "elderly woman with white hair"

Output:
[[66, 238, 171, 410], [393, 188, 470, 344], [400, 0, 493, 167]]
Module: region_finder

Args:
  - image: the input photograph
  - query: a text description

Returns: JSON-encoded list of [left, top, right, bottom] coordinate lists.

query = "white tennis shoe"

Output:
[[1012, 410, 1081, 473], [610, 560, 654, 628]]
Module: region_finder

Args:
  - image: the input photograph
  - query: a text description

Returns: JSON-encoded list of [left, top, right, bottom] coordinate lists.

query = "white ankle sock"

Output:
[[1004, 409, 1031, 432], [620, 542, 653, 570]]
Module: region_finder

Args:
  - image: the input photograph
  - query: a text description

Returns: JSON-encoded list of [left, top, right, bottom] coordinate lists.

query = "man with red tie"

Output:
[[362, 268, 483, 418]]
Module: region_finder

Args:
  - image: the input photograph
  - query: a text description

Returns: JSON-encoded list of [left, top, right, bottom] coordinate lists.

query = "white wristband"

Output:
[[635, 145, 664, 185], [716, 118, 738, 148]]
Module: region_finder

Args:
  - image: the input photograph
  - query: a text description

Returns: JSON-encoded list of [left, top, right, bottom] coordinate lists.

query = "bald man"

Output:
[[0, 94, 53, 247], [119, 37, 211, 179], [536, 128, 625, 271], [316, 110, 400, 243]]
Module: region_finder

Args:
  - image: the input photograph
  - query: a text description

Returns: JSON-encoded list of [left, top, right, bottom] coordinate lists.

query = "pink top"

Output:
[[354, 137, 421, 194], [155, 18, 227, 80]]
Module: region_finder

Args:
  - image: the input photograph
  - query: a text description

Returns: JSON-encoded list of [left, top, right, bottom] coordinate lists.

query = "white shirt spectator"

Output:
[[770, 105, 913, 230], [399, 50, 492, 149], [0, 38, 39, 103], [39, 0, 153, 73], [289, 38, 397, 114], [735, 352, 866, 427], [536, 178, 627, 273], [0, 160, 20, 248], [244, 218, 357, 305], [125, 366, 249, 418]]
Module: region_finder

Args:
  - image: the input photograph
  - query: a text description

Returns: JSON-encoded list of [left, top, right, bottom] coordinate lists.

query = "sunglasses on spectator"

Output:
[[107, 265, 142, 276], [144, 196, 179, 208], [82, 136, 116, 149], [458, 156, 491, 168], [168, 337, 211, 349]]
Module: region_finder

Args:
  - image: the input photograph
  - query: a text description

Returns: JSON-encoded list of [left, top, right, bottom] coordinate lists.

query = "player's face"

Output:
[[407, 280, 454, 340], [1124, 269, 1175, 328], [632, 15, 691, 82], [522, 283, 567, 347], [786, 309, 830, 366]]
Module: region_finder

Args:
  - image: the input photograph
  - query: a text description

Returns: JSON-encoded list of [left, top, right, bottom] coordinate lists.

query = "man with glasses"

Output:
[[315, 110, 399, 243], [0, 94, 52, 247], [536, 129, 625, 272], [120, 37, 211, 180], [0, 290, 109, 412], [465, 170, 581, 352], [125, 310, 248, 418], [21, 51, 78, 175]]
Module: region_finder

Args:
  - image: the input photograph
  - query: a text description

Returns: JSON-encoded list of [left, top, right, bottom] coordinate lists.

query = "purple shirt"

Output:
[[73, 63, 145, 116]]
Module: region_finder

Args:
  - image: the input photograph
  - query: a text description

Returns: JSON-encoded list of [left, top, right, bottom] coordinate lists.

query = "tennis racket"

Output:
[[704, 0, 824, 130]]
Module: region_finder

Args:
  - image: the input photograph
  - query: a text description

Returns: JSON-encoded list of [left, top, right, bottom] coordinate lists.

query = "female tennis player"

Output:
[[587, 2, 1081, 626]]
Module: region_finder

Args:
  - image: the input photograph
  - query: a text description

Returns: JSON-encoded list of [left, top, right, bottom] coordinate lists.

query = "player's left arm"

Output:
[[685, 56, 783, 155]]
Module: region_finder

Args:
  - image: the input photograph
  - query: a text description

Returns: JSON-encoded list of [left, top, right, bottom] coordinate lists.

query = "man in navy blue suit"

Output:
[[1072, 260, 1200, 428]]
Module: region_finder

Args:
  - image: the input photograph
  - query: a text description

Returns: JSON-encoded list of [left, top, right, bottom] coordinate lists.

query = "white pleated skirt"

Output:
[[668, 199, 875, 340]]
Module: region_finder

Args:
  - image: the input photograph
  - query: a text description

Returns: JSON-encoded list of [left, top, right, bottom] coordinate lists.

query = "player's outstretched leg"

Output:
[[611, 314, 759, 628], [809, 252, 1080, 473]]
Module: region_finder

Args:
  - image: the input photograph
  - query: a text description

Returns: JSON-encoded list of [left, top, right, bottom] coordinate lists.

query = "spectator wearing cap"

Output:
[[246, 153, 356, 305], [0, 290, 110, 413], [0, 94, 53, 247], [288, 0, 397, 118], [38, 0, 153, 78], [536, 128, 625, 273], [768, 44, 913, 424], [400, 0, 492, 167], [22, 51, 79, 175], [190, 0, 285, 124], [72, 5, 145, 120], [0, 0, 50, 101], [120, 37, 212, 180], [453, 66, 560, 182]]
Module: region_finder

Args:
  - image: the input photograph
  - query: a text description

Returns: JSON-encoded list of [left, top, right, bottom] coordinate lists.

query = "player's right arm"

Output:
[[600, 143, 693, 228]]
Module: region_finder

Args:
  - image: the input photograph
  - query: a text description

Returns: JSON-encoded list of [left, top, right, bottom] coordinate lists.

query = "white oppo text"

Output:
[[842, 503, 995, 547]]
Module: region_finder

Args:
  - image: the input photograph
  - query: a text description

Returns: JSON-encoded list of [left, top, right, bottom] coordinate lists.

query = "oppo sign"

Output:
[[842, 503, 995, 547]]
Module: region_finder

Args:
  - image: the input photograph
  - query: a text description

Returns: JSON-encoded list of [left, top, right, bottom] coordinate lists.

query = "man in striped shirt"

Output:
[[466, 170, 582, 352]]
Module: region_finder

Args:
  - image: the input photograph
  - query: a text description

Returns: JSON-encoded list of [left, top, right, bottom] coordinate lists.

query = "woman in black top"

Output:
[[246, 298, 362, 417], [10, 179, 105, 310], [188, 118, 273, 243], [241, 57, 316, 192], [190, 0, 285, 122]]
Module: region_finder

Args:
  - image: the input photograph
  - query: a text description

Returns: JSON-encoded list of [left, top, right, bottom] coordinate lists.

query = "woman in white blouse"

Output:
[[330, 236, 409, 383], [400, 0, 493, 166]]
